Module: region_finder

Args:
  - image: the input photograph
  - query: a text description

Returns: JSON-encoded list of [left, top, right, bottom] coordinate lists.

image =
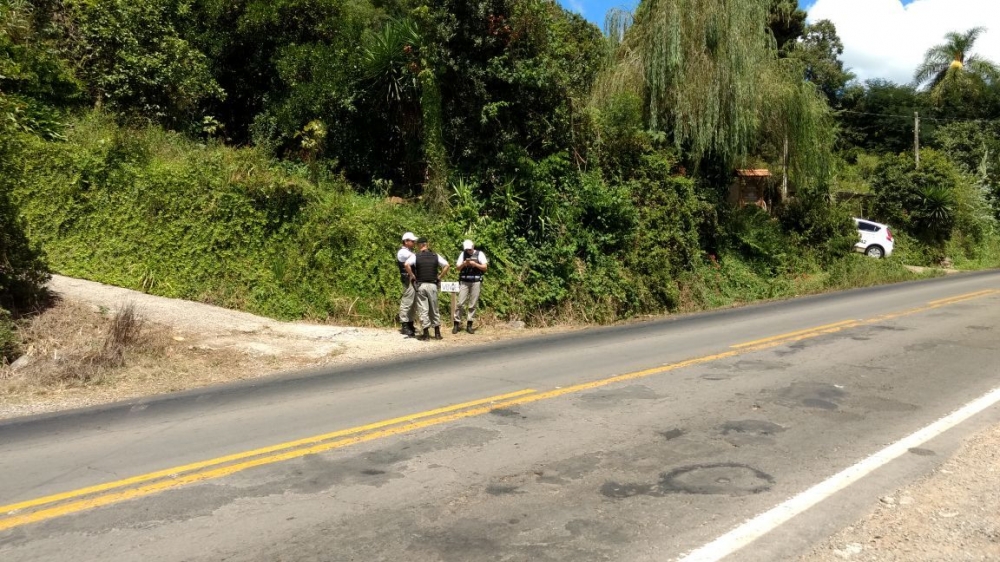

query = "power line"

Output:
[[835, 110, 1000, 124]]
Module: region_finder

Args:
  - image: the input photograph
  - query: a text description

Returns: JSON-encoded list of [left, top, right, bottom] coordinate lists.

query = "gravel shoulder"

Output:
[[46, 274, 471, 362], [800, 424, 1000, 561]]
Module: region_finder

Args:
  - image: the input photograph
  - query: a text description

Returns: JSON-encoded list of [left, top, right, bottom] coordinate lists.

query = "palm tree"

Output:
[[913, 28, 999, 96]]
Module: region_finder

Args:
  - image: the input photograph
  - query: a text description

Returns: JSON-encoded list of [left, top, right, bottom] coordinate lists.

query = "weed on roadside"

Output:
[[0, 300, 169, 387]]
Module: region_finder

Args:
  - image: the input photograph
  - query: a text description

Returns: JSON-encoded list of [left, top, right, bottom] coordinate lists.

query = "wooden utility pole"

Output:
[[914, 111, 921, 168], [781, 135, 789, 202]]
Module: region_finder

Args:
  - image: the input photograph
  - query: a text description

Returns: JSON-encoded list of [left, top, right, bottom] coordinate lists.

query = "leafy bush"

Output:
[[63, 0, 223, 126], [870, 150, 967, 246], [0, 308, 18, 363], [946, 231, 1000, 269], [778, 192, 856, 263], [719, 206, 796, 275], [13, 112, 957, 330], [1, 117, 50, 318], [1, 170, 50, 310]]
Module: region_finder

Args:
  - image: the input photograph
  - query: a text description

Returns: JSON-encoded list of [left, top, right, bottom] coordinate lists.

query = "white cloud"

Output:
[[807, 0, 1000, 85], [565, 0, 586, 16]]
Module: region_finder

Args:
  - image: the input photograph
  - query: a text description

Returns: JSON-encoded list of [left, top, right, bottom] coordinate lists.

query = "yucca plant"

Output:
[[917, 185, 955, 222], [913, 185, 956, 243], [361, 19, 422, 103], [361, 19, 448, 210]]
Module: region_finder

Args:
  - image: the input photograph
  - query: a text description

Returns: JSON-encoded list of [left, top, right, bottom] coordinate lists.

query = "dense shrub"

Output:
[[871, 150, 966, 246], [778, 193, 857, 264], [822, 254, 923, 289], [0, 308, 17, 363], [0, 176, 50, 314]]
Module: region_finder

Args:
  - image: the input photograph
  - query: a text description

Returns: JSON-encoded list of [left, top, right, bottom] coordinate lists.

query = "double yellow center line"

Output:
[[1, 288, 997, 531]]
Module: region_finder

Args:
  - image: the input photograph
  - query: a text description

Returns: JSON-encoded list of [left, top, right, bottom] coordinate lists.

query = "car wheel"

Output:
[[865, 245, 885, 259]]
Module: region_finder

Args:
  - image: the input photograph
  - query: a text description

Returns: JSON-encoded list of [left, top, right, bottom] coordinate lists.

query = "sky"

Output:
[[558, 0, 1000, 85]]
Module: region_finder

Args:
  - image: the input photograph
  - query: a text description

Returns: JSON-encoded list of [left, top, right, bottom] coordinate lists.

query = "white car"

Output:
[[853, 217, 894, 258]]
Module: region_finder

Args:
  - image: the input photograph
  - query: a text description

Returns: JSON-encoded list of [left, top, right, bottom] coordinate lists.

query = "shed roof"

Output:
[[735, 169, 771, 177]]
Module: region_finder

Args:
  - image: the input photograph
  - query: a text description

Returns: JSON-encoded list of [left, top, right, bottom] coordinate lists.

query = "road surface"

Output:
[[2, 272, 1000, 561]]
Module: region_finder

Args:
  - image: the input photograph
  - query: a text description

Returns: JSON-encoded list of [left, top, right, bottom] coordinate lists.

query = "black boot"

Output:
[[466, 321, 476, 334], [417, 328, 430, 341], [452, 321, 461, 334], [403, 322, 415, 337], [434, 327, 443, 340]]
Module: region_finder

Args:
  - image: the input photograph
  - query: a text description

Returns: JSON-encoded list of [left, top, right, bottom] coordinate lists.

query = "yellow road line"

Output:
[[734, 290, 998, 350], [869, 306, 931, 322], [928, 289, 998, 306], [0, 353, 746, 532], [738, 322, 864, 352], [0, 388, 537, 516], [731, 320, 859, 349], [2, 288, 997, 531]]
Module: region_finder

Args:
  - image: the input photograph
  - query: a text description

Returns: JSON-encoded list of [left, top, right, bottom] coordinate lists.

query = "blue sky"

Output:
[[557, 0, 997, 85], [558, 0, 917, 31]]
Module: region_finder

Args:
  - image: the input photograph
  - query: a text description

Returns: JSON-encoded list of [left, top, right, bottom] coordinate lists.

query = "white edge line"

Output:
[[676, 386, 1000, 562]]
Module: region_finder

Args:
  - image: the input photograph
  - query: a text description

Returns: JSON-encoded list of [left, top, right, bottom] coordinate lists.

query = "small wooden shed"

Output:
[[729, 169, 772, 211]]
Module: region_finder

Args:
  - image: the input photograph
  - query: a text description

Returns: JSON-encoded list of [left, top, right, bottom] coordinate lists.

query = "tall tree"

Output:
[[913, 27, 999, 102], [838, 79, 930, 155], [58, 0, 223, 127], [768, 0, 806, 56], [360, 17, 447, 207], [599, 0, 775, 166], [790, 19, 854, 107], [186, 0, 375, 144]]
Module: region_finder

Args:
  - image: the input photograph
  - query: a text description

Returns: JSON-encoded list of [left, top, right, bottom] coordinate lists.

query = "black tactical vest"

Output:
[[397, 249, 410, 285], [414, 251, 440, 283], [459, 250, 484, 283]]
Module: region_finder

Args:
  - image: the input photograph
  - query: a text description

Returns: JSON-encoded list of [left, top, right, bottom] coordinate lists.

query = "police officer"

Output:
[[404, 238, 450, 340], [396, 232, 419, 337], [453, 239, 488, 334]]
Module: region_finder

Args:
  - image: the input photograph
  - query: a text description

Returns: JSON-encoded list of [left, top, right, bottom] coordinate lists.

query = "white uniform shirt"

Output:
[[455, 250, 488, 268], [397, 247, 414, 264], [404, 252, 449, 268]]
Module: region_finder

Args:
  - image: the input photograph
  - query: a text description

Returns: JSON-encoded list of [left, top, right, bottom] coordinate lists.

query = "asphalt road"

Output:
[[2, 272, 1000, 562]]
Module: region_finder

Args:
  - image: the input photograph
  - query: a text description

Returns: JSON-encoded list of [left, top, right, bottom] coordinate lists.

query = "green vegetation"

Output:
[[1, 0, 999, 364]]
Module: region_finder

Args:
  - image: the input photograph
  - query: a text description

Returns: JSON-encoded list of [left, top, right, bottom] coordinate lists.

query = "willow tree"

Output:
[[594, 0, 834, 188], [758, 59, 835, 193]]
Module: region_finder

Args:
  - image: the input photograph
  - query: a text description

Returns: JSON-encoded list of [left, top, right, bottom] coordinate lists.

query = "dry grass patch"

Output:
[[0, 299, 170, 388], [0, 300, 285, 419]]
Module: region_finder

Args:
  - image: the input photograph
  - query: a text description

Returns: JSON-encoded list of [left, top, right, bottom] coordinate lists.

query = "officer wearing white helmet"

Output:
[[396, 232, 418, 337], [452, 239, 488, 334]]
